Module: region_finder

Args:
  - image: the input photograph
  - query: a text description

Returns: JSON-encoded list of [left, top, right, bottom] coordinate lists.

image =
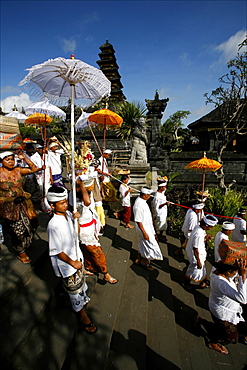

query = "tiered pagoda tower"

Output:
[[97, 39, 126, 103]]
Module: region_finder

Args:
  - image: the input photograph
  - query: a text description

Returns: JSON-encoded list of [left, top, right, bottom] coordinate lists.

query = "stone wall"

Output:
[[149, 151, 247, 189]]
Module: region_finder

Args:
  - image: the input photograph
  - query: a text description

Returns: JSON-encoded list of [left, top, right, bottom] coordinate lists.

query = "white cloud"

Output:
[[184, 105, 212, 125], [1, 85, 21, 95], [180, 53, 191, 66], [61, 38, 77, 53], [0, 93, 33, 113], [213, 30, 246, 65]]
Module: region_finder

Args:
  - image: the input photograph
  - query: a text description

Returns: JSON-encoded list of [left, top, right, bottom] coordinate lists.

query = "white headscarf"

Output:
[[47, 188, 68, 202], [0, 151, 14, 160], [203, 214, 218, 226], [141, 187, 153, 195], [222, 221, 235, 231]]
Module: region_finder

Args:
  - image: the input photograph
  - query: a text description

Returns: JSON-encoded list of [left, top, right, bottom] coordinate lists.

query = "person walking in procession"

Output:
[[47, 186, 97, 334], [113, 174, 134, 229], [152, 176, 170, 241], [182, 214, 218, 291], [133, 187, 163, 271], [232, 208, 247, 244], [175, 200, 204, 255]]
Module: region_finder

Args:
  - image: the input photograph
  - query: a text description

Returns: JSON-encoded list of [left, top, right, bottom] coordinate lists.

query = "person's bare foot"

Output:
[[104, 272, 118, 284], [125, 224, 134, 229], [18, 252, 31, 264], [113, 212, 119, 219], [208, 342, 228, 354]]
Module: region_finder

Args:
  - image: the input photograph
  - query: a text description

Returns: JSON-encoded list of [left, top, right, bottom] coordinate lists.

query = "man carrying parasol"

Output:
[[96, 149, 118, 202]]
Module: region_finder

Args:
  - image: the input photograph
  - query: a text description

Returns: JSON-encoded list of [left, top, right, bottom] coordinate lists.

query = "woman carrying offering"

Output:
[[195, 260, 247, 354], [71, 176, 118, 284], [0, 151, 42, 263]]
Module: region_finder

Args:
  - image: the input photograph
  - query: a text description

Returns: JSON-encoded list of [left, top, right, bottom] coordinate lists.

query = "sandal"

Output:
[[18, 254, 31, 264], [207, 342, 228, 354], [104, 276, 118, 284], [79, 321, 97, 335], [199, 281, 210, 289], [84, 270, 94, 276]]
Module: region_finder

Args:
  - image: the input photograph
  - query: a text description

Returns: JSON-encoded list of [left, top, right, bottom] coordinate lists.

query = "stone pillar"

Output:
[[145, 90, 169, 156]]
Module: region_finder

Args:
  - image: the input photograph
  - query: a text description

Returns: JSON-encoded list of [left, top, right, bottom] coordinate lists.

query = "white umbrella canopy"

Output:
[[25, 99, 66, 121], [19, 57, 111, 107], [75, 111, 90, 131], [5, 110, 28, 123], [18, 56, 111, 233]]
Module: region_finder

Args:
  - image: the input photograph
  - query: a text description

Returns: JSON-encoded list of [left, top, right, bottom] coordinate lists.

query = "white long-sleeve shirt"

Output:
[[209, 273, 246, 325]]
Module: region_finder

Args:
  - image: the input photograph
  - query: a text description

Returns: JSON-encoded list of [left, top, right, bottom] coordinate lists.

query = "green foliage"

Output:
[[161, 110, 191, 139], [115, 100, 147, 142], [19, 125, 39, 138], [206, 187, 244, 217]]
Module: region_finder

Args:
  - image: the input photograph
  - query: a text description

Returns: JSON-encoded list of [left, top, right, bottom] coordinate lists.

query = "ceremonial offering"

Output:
[[219, 239, 247, 264]]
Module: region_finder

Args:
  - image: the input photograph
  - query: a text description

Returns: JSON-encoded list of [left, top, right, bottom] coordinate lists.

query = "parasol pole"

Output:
[[202, 170, 205, 192], [70, 83, 79, 257], [88, 122, 103, 157], [70, 83, 76, 213]]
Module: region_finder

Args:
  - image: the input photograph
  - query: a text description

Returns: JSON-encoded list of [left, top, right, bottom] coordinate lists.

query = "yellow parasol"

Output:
[[88, 108, 123, 150], [185, 152, 222, 191], [25, 113, 53, 126]]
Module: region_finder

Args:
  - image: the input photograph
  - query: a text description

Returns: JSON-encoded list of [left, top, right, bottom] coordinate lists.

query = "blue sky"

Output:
[[1, 0, 246, 126]]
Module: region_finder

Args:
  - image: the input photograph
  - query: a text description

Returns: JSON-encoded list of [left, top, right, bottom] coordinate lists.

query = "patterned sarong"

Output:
[[80, 244, 108, 274]]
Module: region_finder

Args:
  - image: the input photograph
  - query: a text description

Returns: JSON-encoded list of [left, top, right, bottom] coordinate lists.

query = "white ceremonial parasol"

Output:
[[25, 98, 66, 121], [75, 111, 90, 131], [5, 110, 28, 123], [19, 55, 111, 252]]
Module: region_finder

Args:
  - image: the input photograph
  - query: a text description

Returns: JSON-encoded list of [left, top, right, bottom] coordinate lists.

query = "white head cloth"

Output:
[[49, 142, 59, 149], [103, 149, 112, 154], [0, 151, 14, 160], [193, 203, 204, 210], [141, 187, 153, 195], [222, 221, 235, 231], [78, 174, 94, 187], [47, 188, 68, 202], [203, 214, 218, 226], [158, 182, 167, 187]]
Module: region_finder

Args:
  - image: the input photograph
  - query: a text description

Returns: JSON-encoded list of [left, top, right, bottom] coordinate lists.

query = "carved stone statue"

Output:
[[130, 117, 148, 164]]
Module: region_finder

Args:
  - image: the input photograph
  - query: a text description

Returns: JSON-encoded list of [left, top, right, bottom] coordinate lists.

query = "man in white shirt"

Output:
[[214, 221, 235, 262], [175, 201, 204, 255], [232, 208, 247, 244], [182, 214, 218, 291], [96, 149, 117, 202], [48, 142, 65, 187], [113, 174, 134, 228], [152, 176, 170, 241], [47, 186, 97, 334], [133, 187, 163, 271], [31, 144, 52, 195]]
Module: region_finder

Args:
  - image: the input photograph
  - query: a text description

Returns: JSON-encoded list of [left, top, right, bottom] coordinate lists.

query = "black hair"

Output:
[[121, 174, 129, 181], [213, 261, 238, 274]]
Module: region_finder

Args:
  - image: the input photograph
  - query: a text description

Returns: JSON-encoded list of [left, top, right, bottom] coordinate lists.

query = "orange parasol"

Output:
[[25, 113, 53, 126], [88, 108, 123, 150], [185, 152, 222, 191]]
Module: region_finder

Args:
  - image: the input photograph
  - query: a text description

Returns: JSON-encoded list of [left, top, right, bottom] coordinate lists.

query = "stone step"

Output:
[[146, 240, 181, 369], [106, 230, 148, 370], [165, 235, 214, 370]]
